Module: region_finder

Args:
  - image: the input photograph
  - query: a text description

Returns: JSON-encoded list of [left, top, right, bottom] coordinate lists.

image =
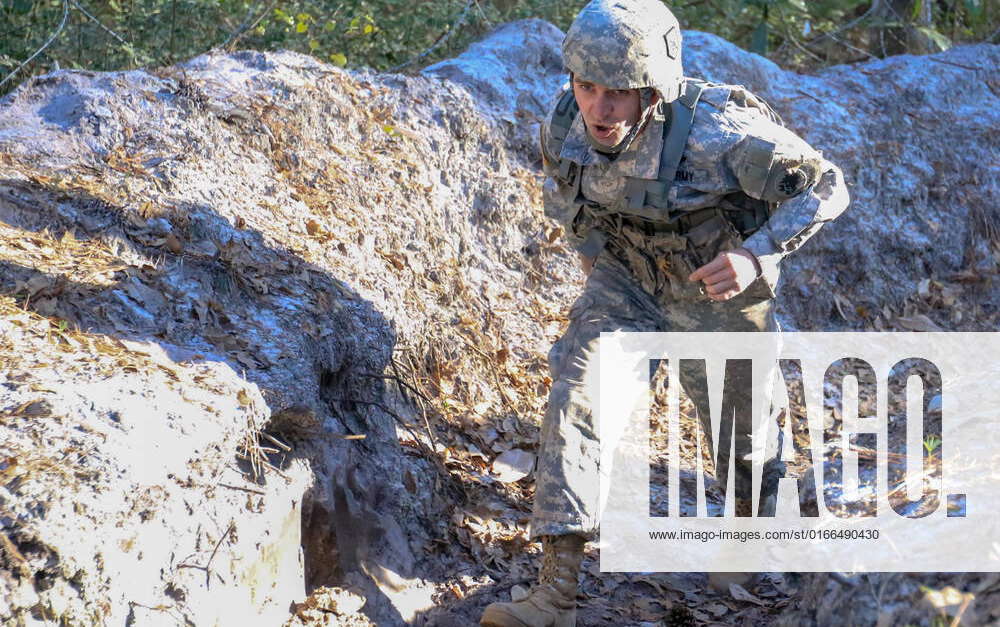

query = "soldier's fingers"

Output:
[[707, 286, 740, 302], [688, 255, 727, 282], [700, 267, 735, 287], [704, 278, 737, 296]]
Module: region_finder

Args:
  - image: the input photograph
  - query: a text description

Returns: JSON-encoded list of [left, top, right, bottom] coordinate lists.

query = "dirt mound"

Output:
[[1, 18, 997, 626]]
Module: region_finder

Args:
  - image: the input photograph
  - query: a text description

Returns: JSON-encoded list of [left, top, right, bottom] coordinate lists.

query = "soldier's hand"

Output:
[[688, 248, 762, 302], [580, 253, 596, 276]]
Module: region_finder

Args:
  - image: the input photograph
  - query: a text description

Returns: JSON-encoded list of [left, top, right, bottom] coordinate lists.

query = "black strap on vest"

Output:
[[548, 81, 704, 206], [621, 80, 705, 211], [658, 80, 704, 191]]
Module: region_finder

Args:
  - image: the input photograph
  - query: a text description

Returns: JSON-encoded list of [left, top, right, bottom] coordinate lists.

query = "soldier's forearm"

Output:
[[747, 161, 848, 254], [741, 160, 849, 293]]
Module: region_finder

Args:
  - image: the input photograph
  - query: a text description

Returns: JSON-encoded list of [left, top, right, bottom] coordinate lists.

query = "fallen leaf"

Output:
[[729, 583, 767, 606], [511, 584, 529, 602], [466, 443, 488, 460], [164, 233, 182, 254], [472, 401, 491, 415], [23, 275, 54, 298], [918, 278, 932, 299], [921, 585, 975, 621], [705, 601, 729, 617], [492, 448, 535, 483], [895, 314, 943, 332], [833, 293, 854, 321], [189, 240, 218, 257]]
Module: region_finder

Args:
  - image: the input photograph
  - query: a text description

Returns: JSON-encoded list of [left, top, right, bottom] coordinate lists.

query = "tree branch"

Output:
[[0, 0, 69, 90]]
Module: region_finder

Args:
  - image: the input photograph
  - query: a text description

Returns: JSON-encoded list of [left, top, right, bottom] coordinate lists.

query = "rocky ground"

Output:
[[1, 17, 998, 627]]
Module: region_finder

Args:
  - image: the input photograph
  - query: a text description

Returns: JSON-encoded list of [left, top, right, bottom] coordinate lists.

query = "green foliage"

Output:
[[1, 0, 997, 95], [923, 434, 942, 454]]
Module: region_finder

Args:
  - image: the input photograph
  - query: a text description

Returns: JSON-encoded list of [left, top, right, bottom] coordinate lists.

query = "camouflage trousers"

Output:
[[529, 249, 783, 540]]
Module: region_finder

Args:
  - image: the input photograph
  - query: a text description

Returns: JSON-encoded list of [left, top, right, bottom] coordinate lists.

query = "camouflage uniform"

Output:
[[530, 81, 850, 539], [482, 2, 848, 625]]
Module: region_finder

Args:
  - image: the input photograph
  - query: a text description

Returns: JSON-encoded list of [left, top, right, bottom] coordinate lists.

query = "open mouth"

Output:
[[591, 123, 617, 140]]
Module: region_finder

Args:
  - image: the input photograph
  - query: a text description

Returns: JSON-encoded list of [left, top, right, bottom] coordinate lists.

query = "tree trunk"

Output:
[[870, 0, 935, 56]]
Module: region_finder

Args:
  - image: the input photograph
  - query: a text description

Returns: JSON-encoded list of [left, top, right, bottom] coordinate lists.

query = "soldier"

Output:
[[480, 1, 849, 625]]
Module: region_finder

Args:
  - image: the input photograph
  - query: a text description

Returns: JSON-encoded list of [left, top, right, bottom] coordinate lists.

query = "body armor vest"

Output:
[[546, 80, 776, 239]]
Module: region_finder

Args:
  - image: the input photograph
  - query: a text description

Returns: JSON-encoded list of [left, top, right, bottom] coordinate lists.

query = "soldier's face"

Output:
[[572, 77, 642, 147]]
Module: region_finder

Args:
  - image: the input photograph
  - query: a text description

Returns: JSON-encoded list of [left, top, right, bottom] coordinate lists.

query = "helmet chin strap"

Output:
[[586, 87, 659, 155]]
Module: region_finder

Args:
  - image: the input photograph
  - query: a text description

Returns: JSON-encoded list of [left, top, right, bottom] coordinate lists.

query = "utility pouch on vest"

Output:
[[718, 192, 774, 237]]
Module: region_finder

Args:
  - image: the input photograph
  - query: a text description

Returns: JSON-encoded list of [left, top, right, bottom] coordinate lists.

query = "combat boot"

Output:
[[708, 485, 781, 593], [480, 534, 585, 627], [707, 497, 755, 593]]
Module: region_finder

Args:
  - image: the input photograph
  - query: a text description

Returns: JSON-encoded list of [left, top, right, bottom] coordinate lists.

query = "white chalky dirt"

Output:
[[0, 17, 997, 627]]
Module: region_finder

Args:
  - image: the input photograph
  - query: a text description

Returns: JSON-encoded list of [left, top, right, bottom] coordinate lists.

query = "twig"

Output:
[[0, 0, 69, 90], [177, 521, 235, 587], [795, 89, 823, 104], [68, 0, 128, 46], [217, 483, 266, 495], [235, 451, 288, 479], [774, 4, 825, 65], [388, 359, 441, 454], [826, 32, 879, 62], [261, 431, 291, 452], [331, 395, 431, 454], [927, 58, 982, 72], [388, 0, 476, 72], [358, 369, 433, 404], [950, 595, 973, 627], [988, 24, 1000, 44], [455, 331, 516, 412], [802, 0, 880, 49], [221, 0, 280, 51]]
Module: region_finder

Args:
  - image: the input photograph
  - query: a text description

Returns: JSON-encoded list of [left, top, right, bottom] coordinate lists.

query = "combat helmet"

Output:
[[563, 0, 684, 104]]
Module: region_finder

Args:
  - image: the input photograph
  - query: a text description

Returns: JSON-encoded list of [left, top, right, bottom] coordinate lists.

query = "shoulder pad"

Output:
[[763, 151, 822, 201], [727, 84, 783, 125], [733, 134, 823, 201], [696, 83, 734, 110], [544, 87, 579, 159]]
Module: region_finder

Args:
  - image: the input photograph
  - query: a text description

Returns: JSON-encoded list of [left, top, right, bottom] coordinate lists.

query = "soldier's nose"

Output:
[[594, 95, 614, 119]]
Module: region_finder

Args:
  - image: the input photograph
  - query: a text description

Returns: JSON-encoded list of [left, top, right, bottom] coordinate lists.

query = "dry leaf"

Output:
[[472, 401, 491, 415], [164, 233, 182, 254], [466, 443, 488, 460], [833, 293, 854, 321], [729, 583, 766, 606], [236, 389, 252, 407], [921, 585, 975, 622], [511, 584, 529, 602], [492, 448, 535, 483], [705, 601, 729, 617], [918, 278, 932, 299], [189, 240, 218, 257], [895, 314, 942, 332]]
